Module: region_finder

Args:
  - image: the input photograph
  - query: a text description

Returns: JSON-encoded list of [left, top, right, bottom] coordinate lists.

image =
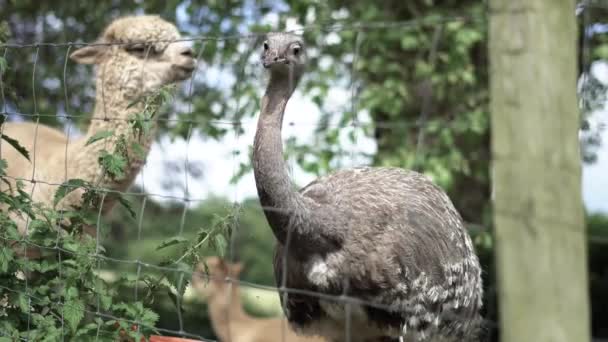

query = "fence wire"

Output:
[[0, 3, 604, 342]]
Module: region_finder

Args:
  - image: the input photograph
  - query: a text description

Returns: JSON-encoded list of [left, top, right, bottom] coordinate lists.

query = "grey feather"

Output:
[[253, 32, 483, 342]]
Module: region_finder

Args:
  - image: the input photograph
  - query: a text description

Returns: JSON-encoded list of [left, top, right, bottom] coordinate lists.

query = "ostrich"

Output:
[[0, 15, 196, 237], [252, 33, 483, 342], [191, 257, 326, 342]]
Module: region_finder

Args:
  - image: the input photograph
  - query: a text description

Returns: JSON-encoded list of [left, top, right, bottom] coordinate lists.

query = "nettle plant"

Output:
[[0, 85, 231, 341]]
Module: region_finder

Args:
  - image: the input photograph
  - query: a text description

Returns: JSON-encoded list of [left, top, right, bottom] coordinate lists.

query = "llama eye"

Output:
[[293, 45, 300, 55], [263, 41, 269, 51], [126, 43, 155, 55], [126, 43, 145, 53]]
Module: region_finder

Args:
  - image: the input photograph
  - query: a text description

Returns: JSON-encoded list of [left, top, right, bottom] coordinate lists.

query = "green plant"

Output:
[[138, 208, 234, 315], [0, 157, 157, 341], [0, 84, 231, 341]]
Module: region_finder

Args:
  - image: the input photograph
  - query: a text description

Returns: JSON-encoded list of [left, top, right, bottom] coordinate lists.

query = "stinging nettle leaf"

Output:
[[0, 246, 14, 273], [117, 195, 136, 219], [1, 134, 30, 161], [156, 236, 189, 251], [98, 151, 127, 180], [213, 234, 228, 257], [15, 294, 28, 314], [0, 56, 6, 74], [131, 141, 146, 160], [63, 298, 85, 332], [140, 307, 160, 325], [85, 130, 114, 146], [54, 179, 88, 206]]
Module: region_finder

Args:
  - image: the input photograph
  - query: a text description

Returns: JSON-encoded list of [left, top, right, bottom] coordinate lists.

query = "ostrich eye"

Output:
[[263, 41, 269, 50], [293, 45, 301, 56]]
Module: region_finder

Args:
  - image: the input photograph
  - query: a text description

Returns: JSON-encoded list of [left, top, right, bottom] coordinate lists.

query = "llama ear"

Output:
[[70, 43, 108, 64]]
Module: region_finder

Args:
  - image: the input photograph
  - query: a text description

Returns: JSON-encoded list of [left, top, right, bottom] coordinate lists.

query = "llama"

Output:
[[0, 15, 195, 236], [252, 32, 483, 342], [191, 257, 326, 342]]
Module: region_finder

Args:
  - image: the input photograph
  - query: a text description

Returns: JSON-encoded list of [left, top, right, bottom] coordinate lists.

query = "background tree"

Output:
[[2, 0, 608, 340]]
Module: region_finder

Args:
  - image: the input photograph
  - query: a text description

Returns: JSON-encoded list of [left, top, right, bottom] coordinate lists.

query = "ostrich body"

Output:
[[252, 33, 483, 342]]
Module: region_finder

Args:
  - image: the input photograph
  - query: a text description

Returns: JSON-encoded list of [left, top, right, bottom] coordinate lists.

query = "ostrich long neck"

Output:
[[253, 74, 303, 244], [253, 73, 343, 253]]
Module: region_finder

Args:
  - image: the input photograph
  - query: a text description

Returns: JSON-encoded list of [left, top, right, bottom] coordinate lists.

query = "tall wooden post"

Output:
[[489, 1, 591, 341]]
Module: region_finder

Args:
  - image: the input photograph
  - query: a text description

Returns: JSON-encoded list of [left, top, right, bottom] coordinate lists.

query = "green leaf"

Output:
[[62, 241, 80, 253], [54, 179, 88, 206], [66, 286, 79, 299], [131, 141, 146, 160], [85, 130, 114, 146], [63, 298, 85, 332], [130, 112, 154, 138], [140, 307, 159, 326], [213, 234, 228, 257], [74, 322, 101, 338], [100, 294, 112, 311], [159, 87, 174, 103], [168, 262, 191, 297], [400, 35, 418, 50], [17, 293, 29, 312], [0, 56, 7, 74], [98, 151, 127, 180], [117, 196, 136, 219], [0, 247, 14, 273], [167, 290, 181, 313], [156, 236, 189, 251], [1, 134, 30, 161]]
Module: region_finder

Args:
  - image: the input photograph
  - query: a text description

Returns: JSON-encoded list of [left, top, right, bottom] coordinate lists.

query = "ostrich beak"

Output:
[[262, 55, 288, 68]]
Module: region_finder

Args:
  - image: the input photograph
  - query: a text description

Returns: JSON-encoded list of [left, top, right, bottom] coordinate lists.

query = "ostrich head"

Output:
[[69, 15, 196, 99], [191, 257, 243, 301], [261, 32, 306, 86]]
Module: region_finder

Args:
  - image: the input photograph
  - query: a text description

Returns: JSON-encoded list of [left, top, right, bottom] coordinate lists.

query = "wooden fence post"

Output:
[[489, 1, 591, 341]]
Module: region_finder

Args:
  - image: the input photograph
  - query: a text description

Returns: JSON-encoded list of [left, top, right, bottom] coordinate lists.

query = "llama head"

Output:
[[70, 15, 195, 99], [261, 32, 306, 83], [192, 257, 243, 300]]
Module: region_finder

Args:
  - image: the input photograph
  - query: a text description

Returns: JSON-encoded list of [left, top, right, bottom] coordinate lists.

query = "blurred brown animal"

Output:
[[191, 257, 326, 342]]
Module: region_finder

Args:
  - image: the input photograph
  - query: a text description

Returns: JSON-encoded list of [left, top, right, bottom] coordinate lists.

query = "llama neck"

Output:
[[66, 81, 159, 208], [85, 64, 158, 145], [85, 94, 151, 141], [207, 285, 249, 341], [253, 74, 303, 245]]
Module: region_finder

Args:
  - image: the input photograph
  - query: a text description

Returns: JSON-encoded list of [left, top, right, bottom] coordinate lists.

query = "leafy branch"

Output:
[[0, 158, 157, 340], [138, 210, 235, 312]]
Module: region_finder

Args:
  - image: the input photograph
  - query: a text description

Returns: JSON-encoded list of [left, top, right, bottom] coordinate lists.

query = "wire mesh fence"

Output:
[[0, 2, 605, 341]]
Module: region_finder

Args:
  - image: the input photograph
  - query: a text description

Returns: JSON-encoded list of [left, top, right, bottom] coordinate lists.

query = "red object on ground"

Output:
[[149, 336, 201, 342]]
